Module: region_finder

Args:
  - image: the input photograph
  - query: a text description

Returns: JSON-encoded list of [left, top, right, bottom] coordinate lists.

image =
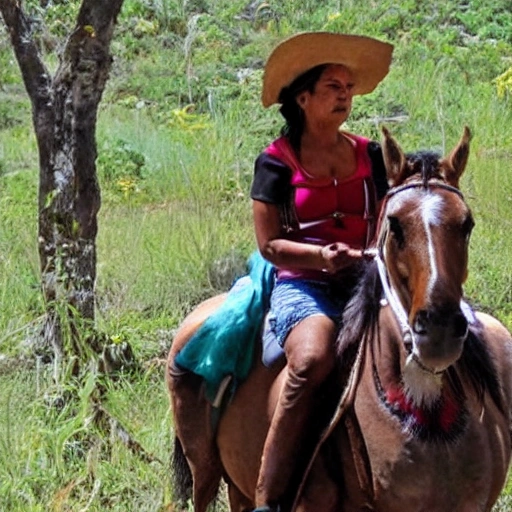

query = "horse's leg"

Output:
[[170, 369, 223, 512], [227, 482, 255, 512], [167, 295, 228, 512], [192, 470, 222, 512], [217, 355, 285, 503], [294, 453, 341, 512]]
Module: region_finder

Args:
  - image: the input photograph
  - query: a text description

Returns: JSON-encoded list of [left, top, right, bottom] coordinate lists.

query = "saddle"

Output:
[[174, 251, 275, 404]]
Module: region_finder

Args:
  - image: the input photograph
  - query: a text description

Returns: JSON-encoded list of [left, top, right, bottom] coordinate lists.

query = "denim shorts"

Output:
[[263, 279, 351, 350]]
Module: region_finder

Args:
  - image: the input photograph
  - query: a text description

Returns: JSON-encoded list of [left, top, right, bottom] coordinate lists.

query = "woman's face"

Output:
[[296, 64, 355, 128]]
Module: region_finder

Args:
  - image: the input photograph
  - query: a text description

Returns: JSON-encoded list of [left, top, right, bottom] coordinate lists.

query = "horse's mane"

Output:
[[455, 323, 505, 413], [405, 150, 443, 184], [336, 259, 382, 359]]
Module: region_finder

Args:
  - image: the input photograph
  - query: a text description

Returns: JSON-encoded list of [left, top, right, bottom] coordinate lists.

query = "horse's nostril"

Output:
[[413, 310, 429, 335], [452, 312, 468, 339]]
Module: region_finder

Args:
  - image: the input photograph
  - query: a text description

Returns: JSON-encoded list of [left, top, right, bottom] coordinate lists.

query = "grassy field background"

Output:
[[1, 0, 512, 510]]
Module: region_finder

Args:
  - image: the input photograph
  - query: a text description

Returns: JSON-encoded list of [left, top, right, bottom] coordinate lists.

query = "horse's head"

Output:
[[378, 126, 474, 375]]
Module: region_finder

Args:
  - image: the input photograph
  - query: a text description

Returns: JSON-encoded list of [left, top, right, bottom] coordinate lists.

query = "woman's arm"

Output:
[[253, 199, 363, 273]]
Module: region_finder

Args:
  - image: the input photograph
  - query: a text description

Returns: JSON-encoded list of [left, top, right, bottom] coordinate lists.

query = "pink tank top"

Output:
[[265, 134, 376, 281]]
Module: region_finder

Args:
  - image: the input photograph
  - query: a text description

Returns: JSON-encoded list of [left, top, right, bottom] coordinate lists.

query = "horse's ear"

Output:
[[381, 126, 406, 187], [441, 126, 471, 187]]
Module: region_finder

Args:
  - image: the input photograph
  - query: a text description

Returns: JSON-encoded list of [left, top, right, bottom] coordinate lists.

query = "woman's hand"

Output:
[[319, 242, 362, 273], [253, 201, 365, 273]]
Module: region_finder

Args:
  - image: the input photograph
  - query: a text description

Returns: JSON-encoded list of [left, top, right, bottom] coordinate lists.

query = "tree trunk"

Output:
[[0, 0, 124, 367]]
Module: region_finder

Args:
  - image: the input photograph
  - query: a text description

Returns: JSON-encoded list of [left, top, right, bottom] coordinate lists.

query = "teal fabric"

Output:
[[175, 252, 275, 402]]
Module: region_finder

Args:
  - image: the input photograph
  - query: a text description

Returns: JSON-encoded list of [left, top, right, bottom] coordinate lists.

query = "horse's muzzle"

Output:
[[411, 306, 468, 371]]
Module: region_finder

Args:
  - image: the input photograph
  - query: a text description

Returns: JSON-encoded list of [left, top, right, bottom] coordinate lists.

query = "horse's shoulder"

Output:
[[474, 311, 512, 358], [170, 293, 228, 357], [471, 311, 512, 411], [474, 311, 512, 338]]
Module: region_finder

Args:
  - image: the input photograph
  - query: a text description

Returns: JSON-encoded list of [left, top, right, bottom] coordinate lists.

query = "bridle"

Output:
[[366, 179, 467, 375]]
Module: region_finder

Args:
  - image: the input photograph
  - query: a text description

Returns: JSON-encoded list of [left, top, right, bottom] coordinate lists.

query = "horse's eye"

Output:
[[388, 216, 405, 248], [462, 215, 474, 238]]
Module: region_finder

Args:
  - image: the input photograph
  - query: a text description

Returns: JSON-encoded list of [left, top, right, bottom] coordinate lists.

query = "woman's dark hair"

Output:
[[278, 64, 328, 150]]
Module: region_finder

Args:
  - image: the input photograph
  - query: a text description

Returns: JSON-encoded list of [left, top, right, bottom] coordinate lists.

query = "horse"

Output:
[[167, 126, 512, 512]]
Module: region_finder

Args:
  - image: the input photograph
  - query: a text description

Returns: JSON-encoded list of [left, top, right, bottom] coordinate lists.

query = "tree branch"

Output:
[[0, 0, 52, 113], [77, 0, 124, 40]]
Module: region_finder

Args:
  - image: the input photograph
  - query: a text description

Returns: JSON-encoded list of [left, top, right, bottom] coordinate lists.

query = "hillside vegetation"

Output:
[[1, 0, 512, 510]]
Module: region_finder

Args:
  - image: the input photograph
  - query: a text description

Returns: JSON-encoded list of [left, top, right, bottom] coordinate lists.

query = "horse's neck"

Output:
[[372, 306, 405, 382]]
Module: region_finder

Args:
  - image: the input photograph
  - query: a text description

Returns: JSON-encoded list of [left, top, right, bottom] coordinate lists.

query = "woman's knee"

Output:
[[285, 317, 337, 386]]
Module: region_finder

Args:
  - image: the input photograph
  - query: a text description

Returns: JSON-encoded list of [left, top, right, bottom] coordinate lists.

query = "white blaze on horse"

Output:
[[167, 127, 512, 512]]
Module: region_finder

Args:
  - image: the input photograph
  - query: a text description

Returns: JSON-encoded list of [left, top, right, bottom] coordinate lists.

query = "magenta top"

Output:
[[264, 133, 377, 281]]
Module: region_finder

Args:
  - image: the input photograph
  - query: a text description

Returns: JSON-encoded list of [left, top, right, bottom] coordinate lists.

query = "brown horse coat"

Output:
[[169, 300, 512, 511]]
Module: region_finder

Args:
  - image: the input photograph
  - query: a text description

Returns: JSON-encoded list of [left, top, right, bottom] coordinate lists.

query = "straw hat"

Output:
[[261, 32, 394, 107]]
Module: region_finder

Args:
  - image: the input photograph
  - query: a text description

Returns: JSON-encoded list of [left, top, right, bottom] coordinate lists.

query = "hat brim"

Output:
[[262, 32, 394, 108]]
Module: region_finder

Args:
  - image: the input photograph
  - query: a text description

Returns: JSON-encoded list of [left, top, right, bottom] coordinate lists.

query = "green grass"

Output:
[[0, 366, 174, 512], [1, 365, 512, 511], [2, 0, 512, 509]]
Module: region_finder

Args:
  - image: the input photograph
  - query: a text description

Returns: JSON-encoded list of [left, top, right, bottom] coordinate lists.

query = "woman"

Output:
[[250, 32, 393, 512]]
